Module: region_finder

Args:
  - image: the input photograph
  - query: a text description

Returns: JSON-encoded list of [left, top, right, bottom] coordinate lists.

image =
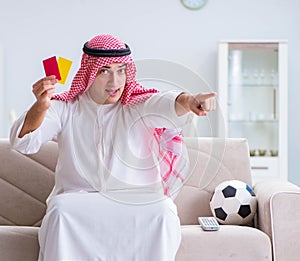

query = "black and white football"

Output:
[[210, 180, 257, 225]]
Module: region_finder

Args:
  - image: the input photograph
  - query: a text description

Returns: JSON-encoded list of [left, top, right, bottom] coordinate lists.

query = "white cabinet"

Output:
[[217, 40, 288, 184]]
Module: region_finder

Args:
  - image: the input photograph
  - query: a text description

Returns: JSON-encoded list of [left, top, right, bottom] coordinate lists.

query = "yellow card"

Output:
[[57, 57, 73, 84]]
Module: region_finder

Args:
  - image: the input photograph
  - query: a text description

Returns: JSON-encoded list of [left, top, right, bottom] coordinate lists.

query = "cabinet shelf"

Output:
[[229, 84, 278, 88], [229, 119, 278, 123]]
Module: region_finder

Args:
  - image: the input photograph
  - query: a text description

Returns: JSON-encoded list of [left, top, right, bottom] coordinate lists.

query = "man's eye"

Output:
[[119, 68, 126, 74], [99, 69, 108, 75]]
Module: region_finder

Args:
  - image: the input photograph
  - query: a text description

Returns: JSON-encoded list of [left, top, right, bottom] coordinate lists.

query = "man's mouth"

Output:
[[106, 88, 120, 97]]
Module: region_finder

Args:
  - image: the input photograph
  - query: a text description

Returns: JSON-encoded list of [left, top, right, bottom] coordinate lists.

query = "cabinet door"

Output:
[[218, 41, 288, 183]]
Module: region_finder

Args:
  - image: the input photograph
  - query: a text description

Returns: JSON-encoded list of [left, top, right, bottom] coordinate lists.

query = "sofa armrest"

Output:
[[254, 180, 300, 261]]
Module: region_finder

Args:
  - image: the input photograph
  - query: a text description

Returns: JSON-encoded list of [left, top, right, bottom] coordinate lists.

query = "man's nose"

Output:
[[108, 72, 120, 85]]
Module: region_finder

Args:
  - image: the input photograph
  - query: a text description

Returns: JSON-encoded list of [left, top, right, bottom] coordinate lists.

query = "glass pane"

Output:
[[227, 44, 279, 156]]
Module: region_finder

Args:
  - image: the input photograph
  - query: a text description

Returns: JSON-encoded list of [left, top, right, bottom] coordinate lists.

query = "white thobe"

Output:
[[10, 91, 190, 261]]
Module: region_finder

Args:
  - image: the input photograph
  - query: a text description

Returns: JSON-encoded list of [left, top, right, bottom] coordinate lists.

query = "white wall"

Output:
[[0, 0, 299, 185]]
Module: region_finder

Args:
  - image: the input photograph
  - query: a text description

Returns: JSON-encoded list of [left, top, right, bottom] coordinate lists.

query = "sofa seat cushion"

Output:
[[0, 226, 39, 261], [176, 225, 272, 261]]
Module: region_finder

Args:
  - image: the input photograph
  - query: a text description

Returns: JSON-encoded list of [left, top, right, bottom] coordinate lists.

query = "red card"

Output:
[[42, 56, 61, 80]]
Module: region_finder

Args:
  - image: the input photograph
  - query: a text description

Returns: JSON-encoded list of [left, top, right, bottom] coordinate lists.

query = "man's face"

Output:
[[88, 63, 127, 104]]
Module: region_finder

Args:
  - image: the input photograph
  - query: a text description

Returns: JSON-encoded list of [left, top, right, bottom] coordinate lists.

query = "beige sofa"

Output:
[[0, 137, 300, 261]]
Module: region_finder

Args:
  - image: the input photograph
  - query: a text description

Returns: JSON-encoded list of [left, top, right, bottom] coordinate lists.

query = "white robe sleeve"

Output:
[[135, 90, 192, 129], [10, 100, 65, 154]]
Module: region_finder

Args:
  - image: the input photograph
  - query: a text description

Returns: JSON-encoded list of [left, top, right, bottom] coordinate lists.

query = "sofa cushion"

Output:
[[176, 225, 272, 261], [0, 139, 56, 226], [0, 226, 39, 261]]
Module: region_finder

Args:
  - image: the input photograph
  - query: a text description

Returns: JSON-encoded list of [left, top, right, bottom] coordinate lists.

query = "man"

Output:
[[10, 34, 216, 260]]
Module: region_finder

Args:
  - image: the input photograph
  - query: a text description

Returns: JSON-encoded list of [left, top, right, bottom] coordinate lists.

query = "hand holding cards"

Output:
[[43, 56, 72, 84]]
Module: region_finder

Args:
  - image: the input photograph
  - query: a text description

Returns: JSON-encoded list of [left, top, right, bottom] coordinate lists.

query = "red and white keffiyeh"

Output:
[[52, 34, 157, 105], [52, 34, 187, 197]]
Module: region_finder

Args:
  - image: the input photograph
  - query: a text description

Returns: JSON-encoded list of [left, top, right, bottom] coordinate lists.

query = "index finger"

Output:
[[33, 75, 57, 86], [200, 92, 217, 100]]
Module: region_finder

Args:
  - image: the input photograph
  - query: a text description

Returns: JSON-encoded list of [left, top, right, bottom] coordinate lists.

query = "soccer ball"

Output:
[[210, 180, 257, 225]]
